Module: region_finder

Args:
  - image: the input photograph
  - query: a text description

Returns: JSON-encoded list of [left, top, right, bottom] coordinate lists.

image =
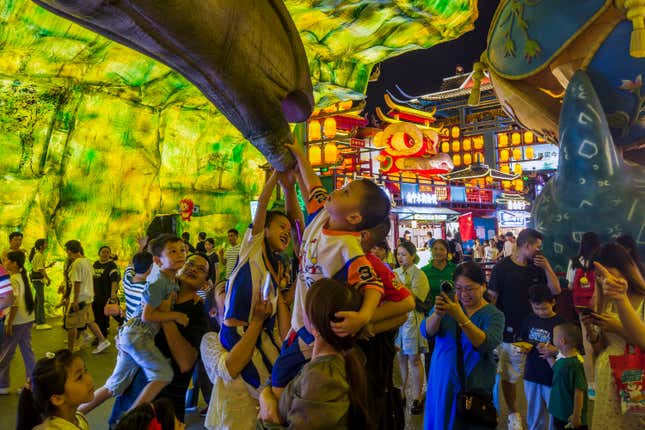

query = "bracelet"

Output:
[[458, 319, 473, 328]]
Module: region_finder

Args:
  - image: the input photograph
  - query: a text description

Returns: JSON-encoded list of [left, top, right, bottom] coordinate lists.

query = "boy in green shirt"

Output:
[[547, 322, 589, 429]]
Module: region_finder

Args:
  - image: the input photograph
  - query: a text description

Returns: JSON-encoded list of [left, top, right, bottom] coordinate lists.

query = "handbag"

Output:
[[455, 324, 498, 427], [104, 297, 123, 317], [609, 341, 645, 415]]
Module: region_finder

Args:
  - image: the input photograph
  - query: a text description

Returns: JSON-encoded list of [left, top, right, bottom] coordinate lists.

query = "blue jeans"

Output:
[[32, 280, 46, 325], [104, 323, 173, 396]]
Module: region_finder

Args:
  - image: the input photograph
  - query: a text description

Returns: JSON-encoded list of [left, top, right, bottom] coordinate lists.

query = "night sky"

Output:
[[365, 1, 500, 115]]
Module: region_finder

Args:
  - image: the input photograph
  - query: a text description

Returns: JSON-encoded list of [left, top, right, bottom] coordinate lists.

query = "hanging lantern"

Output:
[[476, 152, 485, 163], [523, 131, 534, 144], [324, 142, 338, 163], [525, 146, 535, 159], [500, 149, 509, 162], [502, 180, 511, 190], [441, 141, 450, 153], [323, 117, 337, 138], [514, 179, 524, 191], [338, 100, 353, 111], [308, 120, 321, 141], [463, 153, 472, 165], [498, 133, 509, 148], [512, 148, 522, 160], [453, 154, 461, 166], [485, 176, 494, 184], [451, 126, 460, 138], [514, 163, 523, 175], [537, 134, 546, 142], [511, 132, 521, 146], [308, 145, 322, 165], [462, 138, 472, 151], [500, 164, 510, 174], [474, 136, 484, 150], [452, 140, 460, 152]]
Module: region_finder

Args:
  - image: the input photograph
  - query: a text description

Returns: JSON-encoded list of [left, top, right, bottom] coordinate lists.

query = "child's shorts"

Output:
[[497, 342, 527, 383], [105, 322, 173, 396], [271, 327, 314, 388]]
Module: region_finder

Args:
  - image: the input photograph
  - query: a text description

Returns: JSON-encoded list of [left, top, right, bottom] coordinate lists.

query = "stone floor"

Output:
[[0, 318, 593, 429]]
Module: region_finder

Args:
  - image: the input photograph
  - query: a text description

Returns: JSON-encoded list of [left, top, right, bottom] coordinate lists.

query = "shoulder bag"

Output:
[[455, 323, 498, 427]]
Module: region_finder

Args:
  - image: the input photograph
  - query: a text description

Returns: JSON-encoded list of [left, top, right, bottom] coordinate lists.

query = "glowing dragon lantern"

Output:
[[375, 123, 454, 178]]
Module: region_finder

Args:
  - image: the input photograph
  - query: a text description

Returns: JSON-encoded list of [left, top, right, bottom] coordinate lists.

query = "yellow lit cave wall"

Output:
[[0, 1, 477, 312]]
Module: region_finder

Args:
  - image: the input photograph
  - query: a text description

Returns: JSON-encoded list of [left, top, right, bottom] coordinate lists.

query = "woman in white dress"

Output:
[[581, 242, 645, 429], [394, 241, 430, 415]]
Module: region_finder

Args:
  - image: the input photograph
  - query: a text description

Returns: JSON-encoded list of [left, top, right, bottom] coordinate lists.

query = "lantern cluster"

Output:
[[439, 126, 485, 167]]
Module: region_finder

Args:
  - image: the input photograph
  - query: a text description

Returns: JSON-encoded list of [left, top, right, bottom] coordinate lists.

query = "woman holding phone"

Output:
[[421, 261, 504, 430]]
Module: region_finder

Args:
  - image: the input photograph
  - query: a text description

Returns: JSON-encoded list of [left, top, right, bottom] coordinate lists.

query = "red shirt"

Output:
[[366, 253, 410, 303]]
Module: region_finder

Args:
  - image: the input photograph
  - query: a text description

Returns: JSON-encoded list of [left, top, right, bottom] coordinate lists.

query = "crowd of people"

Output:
[[0, 143, 642, 430]]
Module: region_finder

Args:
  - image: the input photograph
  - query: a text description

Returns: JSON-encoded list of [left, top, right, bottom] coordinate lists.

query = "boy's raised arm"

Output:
[[285, 142, 322, 193]]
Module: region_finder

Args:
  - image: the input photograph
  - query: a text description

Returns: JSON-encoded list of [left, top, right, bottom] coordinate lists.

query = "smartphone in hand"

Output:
[[440, 280, 455, 297]]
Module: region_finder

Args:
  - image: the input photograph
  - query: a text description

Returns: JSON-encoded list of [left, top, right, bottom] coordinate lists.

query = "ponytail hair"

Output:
[[30, 349, 76, 418], [29, 239, 47, 263], [114, 398, 176, 430], [304, 279, 370, 429], [7, 251, 34, 314]]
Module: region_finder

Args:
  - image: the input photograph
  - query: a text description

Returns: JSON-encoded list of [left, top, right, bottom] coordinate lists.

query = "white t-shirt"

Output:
[[201, 332, 258, 430], [484, 246, 498, 261], [503, 240, 515, 257], [70, 257, 94, 303], [31, 252, 45, 272], [10, 273, 34, 325]]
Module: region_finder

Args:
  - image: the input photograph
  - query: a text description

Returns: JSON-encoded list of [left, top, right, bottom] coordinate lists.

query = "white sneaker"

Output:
[[92, 339, 111, 354], [35, 324, 52, 330], [508, 412, 524, 430]]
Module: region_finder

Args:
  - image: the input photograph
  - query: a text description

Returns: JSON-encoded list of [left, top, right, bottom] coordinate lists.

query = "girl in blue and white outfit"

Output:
[[217, 170, 301, 429]]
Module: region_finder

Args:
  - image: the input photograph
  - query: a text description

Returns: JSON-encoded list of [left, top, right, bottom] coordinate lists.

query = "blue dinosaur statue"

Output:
[[531, 71, 645, 272]]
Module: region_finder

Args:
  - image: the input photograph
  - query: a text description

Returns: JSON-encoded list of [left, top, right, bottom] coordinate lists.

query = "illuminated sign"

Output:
[[405, 192, 438, 206], [507, 200, 528, 210], [498, 210, 530, 227]]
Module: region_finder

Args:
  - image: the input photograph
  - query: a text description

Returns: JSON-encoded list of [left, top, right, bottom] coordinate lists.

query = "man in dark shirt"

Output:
[[182, 232, 196, 253], [108, 254, 210, 425], [195, 232, 207, 253], [488, 228, 560, 430]]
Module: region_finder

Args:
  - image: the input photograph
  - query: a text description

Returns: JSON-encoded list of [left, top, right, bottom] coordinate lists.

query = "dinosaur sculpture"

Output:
[[478, 0, 645, 268], [478, 0, 645, 152], [32, 0, 314, 171], [531, 71, 645, 271]]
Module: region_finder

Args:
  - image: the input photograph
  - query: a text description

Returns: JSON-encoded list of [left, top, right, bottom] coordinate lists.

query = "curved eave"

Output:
[[384, 93, 437, 119]]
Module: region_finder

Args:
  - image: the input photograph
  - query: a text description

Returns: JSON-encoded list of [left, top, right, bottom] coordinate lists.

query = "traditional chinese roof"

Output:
[[439, 163, 519, 181]]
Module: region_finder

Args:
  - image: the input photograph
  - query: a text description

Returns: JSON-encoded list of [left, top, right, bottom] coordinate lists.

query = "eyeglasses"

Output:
[[455, 285, 481, 294]]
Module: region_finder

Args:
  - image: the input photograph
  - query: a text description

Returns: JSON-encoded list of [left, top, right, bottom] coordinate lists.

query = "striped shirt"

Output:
[[224, 244, 241, 279], [122, 266, 145, 321], [0, 266, 12, 318]]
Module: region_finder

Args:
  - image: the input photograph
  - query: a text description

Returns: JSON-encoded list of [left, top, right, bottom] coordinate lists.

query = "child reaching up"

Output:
[[80, 234, 189, 414], [29, 349, 95, 430], [548, 323, 589, 430], [270, 141, 390, 391], [219, 170, 301, 402]]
